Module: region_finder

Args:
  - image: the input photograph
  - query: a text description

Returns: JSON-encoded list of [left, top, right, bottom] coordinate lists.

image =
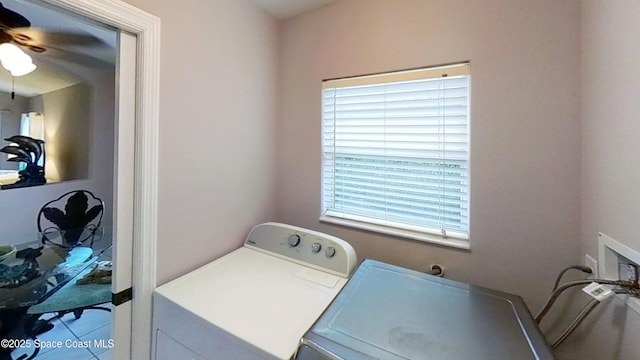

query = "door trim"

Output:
[[39, 1, 160, 359]]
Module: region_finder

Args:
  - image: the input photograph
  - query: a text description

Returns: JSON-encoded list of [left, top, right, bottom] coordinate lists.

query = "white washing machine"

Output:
[[152, 222, 358, 360]]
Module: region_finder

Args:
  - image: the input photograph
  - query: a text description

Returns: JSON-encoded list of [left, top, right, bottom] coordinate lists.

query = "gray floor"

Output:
[[11, 306, 112, 360]]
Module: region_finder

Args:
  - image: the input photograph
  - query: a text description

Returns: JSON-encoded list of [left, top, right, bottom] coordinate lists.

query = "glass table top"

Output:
[[0, 227, 112, 310]]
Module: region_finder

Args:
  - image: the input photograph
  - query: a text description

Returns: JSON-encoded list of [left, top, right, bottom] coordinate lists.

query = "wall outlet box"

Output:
[[598, 232, 640, 314]]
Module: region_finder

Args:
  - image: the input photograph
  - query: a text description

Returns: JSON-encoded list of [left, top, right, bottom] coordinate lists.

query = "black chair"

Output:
[[37, 190, 105, 249], [13, 191, 111, 360]]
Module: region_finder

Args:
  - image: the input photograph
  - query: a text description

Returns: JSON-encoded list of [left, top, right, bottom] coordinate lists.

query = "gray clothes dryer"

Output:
[[296, 259, 554, 360]]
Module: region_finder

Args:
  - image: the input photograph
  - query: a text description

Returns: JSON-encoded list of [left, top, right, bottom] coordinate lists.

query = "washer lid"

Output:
[[302, 259, 554, 360], [155, 248, 349, 360]]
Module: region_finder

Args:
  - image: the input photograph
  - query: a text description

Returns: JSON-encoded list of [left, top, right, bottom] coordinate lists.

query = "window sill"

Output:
[[319, 215, 471, 250]]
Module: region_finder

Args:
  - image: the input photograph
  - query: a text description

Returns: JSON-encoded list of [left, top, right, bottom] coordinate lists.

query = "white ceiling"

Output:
[[251, 0, 339, 19]]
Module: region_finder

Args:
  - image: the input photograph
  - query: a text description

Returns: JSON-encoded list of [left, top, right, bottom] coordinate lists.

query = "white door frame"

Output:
[[39, 1, 160, 359]]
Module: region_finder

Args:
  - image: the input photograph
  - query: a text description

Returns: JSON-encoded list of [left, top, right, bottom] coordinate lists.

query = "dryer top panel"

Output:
[[300, 259, 554, 360]]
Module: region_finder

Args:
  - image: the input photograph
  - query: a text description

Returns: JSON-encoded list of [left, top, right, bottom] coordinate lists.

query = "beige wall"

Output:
[[277, 0, 582, 311], [115, 0, 640, 357], [123, 0, 280, 284], [31, 83, 90, 182], [559, 1, 640, 359]]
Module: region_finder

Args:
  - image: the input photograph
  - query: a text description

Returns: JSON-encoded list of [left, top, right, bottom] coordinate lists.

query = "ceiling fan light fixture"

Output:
[[8, 59, 35, 77], [0, 42, 36, 76]]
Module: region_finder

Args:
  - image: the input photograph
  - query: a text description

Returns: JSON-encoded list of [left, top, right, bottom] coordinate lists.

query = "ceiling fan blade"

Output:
[[7, 27, 106, 49], [0, 2, 30, 29], [27, 43, 113, 68]]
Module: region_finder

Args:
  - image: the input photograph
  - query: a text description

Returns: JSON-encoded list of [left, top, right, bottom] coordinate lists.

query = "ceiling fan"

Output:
[[0, 1, 45, 53], [0, 1, 106, 70]]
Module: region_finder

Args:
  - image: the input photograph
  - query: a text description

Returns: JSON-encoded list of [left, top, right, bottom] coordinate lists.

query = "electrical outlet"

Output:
[[585, 254, 598, 279]]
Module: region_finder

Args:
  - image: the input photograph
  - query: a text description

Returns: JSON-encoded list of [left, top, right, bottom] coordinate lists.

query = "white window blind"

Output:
[[321, 63, 470, 242]]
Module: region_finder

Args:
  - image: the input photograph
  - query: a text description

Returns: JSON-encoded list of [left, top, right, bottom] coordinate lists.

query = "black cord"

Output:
[[537, 265, 640, 349], [551, 298, 600, 348], [552, 265, 593, 291], [535, 278, 635, 324], [551, 287, 640, 348]]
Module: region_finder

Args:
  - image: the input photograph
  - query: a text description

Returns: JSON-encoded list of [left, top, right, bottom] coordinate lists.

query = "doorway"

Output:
[[0, 0, 158, 358], [28, 0, 159, 359]]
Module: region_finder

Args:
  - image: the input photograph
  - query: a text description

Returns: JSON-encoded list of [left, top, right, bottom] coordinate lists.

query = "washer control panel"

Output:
[[244, 222, 358, 278]]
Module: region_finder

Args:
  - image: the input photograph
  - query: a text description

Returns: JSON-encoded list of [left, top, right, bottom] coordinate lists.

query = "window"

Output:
[[320, 63, 470, 248]]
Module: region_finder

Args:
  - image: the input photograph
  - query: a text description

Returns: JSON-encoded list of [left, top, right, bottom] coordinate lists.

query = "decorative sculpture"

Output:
[[0, 135, 46, 189]]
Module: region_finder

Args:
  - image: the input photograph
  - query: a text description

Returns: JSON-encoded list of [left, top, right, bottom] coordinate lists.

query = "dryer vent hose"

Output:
[[427, 264, 444, 277]]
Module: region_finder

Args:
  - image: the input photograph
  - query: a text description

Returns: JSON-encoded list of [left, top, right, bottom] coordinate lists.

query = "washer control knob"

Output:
[[288, 234, 301, 247], [325, 246, 336, 258], [311, 242, 322, 253]]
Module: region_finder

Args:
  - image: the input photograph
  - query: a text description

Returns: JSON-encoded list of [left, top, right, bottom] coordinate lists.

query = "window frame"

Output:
[[320, 63, 471, 249]]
